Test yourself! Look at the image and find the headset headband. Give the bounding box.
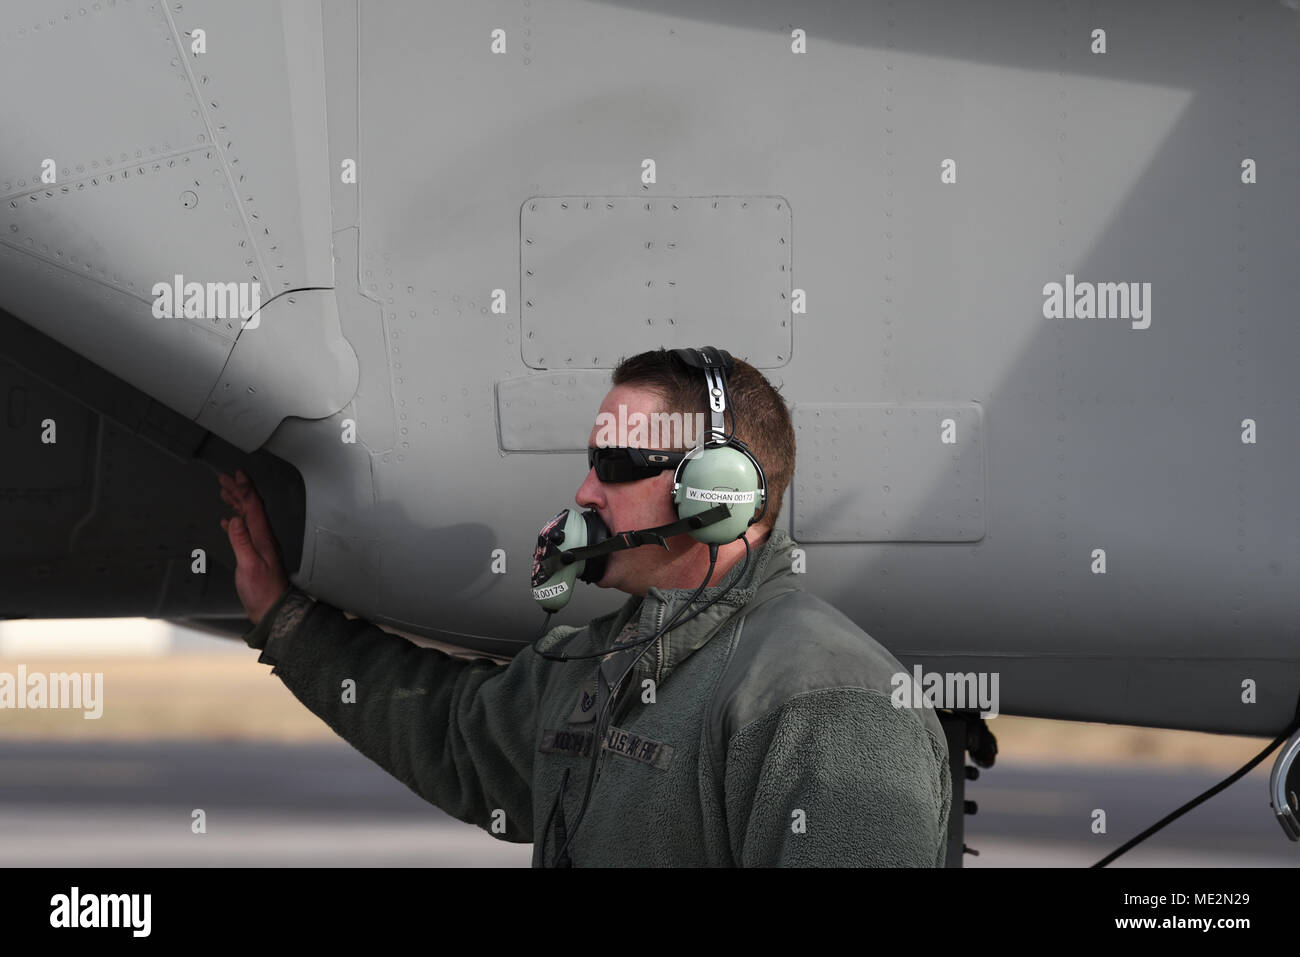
[670,346,734,446]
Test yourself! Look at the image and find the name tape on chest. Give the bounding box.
[539,726,674,770]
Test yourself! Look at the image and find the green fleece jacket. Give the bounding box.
[242,527,952,866]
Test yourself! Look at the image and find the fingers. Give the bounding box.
[235,472,280,558]
[218,470,282,561]
[242,497,281,560]
[218,472,242,509]
[217,470,259,515]
[218,469,253,494]
[224,515,261,569]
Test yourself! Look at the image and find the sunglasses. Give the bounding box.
[588,446,687,483]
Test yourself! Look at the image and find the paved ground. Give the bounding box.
[963,761,1295,867]
[0,740,1294,867]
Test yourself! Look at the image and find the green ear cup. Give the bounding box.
[672,445,763,544]
[531,508,588,611]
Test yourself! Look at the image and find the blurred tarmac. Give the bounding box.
[0,651,1295,867]
[0,737,1293,867]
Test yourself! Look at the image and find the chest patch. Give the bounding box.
[566,673,601,724]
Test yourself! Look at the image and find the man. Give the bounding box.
[221,348,951,866]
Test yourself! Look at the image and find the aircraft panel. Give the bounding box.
[519,195,792,368]
[792,401,985,542]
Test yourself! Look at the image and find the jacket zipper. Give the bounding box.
[597,602,661,778]
[550,766,571,867]
[596,598,669,784]
[654,599,666,685]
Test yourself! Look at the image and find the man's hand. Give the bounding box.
[219,469,290,626]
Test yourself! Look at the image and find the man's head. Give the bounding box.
[574,349,796,596]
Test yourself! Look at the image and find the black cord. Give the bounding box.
[1092,694,1300,867]
[532,609,680,662]
[537,350,760,864]
[552,540,754,866]
[551,544,718,865]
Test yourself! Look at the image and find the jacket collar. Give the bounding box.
[598,527,801,691]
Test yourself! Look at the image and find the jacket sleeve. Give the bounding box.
[242,585,557,843]
[722,687,951,867]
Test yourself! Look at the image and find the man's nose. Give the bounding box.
[576,467,603,509]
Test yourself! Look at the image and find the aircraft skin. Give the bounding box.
[1,0,1298,747]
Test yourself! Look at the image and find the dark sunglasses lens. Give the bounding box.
[589,448,675,482]
[592,449,636,482]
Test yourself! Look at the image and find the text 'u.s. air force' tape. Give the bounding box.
[539,726,675,770]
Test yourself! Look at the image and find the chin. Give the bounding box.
[593,564,616,590]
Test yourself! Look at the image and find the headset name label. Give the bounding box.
[539,725,674,770]
[685,487,755,505]
[532,581,570,601]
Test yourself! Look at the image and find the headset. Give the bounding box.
[525,346,768,866]
[529,346,768,613]
[668,346,769,543]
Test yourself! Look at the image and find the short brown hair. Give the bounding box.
[611,349,796,530]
